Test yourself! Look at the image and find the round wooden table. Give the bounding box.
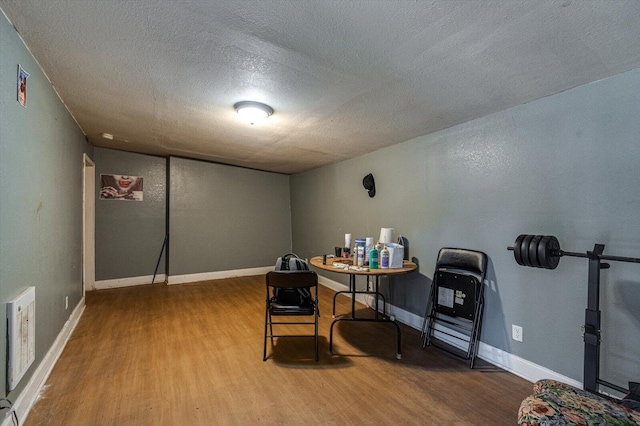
[309,256,417,359]
[309,256,417,276]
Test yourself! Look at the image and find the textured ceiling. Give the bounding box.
[2,1,640,174]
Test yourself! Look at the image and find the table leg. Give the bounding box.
[332,292,339,318]
[394,320,402,359]
[374,276,380,320]
[328,315,336,355]
[333,275,387,319]
[350,274,357,317]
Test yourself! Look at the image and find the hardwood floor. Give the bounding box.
[26,276,532,425]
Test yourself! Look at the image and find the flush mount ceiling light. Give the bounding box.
[234,101,273,125]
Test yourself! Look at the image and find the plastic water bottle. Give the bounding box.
[380,246,390,269]
[364,237,373,265]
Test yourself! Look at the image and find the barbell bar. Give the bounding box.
[507,234,640,269]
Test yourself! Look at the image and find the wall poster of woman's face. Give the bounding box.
[100,174,144,201]
[17,64,29,108]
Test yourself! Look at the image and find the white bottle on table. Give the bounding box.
[380,246,390,269]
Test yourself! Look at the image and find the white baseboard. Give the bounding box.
[94,274,166,290]
[95,266,275,288]
[317,275,349,293]
[476,344,581,388]
[167,266,273,285]
[2,298,85,426]
[317,274,581,388]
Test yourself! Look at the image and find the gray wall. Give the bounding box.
[291,68,640,387]
[0,15,92,396]
[94,148,166,281]
[3,0,638,398]
[169,157,291,275]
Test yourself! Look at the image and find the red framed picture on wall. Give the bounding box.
[100,174,144,201]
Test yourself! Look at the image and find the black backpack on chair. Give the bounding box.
[272,253,312,307]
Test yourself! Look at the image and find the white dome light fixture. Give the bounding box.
[234,101,273,125]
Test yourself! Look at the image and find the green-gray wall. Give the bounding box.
[0,15,92,396]
[3,1,639,402]
[94,148,166,281]
[168,157,291,276]
[291,68,640,387]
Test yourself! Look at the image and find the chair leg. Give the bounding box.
[269,312,274,344]
[421,286,434,340]
[469,300,484,368]
[315,304,319,361]
[420,303,429,339]
[422,288,436,348]
[263,305,269,361]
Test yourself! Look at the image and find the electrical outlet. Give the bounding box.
[512,324,523,342]
[65,296,69,310]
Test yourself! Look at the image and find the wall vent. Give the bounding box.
[7,286,36,391]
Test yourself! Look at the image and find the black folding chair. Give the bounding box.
[264,271,319,361]
[421,248,488,368]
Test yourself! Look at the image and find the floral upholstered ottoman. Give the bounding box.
[518,379,640,425]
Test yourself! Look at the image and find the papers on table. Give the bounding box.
[333,263,369,272]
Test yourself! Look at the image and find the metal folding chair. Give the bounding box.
[264,270,319,361]
[421,248,488,368]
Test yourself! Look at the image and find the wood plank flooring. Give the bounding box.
[26,276,532,425]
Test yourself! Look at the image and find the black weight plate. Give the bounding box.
[545,236,561,269]
[514,234,526,266]
[528,235,542,268]
[537,236,550,269]
[520,235,534,267]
